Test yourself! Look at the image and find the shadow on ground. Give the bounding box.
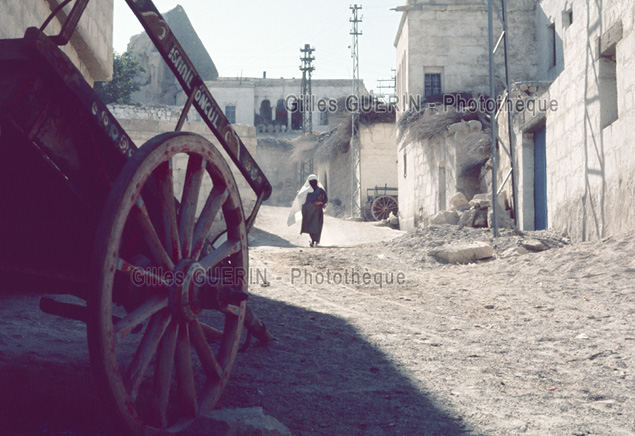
[0,290,476,436]
[249,227,298,248]
[223,294,475,436]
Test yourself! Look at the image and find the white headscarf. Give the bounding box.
[287,174,325,226]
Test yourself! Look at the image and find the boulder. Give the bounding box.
[449,192,469,209]
[430,210,459,225]
[487,203,514,230]
[162,407,293,436]
[520,239,547,252]
[458,209,477,227]
[466,120,482,131]
[429,241,495,264]
[469,193,490,209]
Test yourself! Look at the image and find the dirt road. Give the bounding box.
[0,205,633,436]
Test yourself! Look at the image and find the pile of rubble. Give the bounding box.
[430,192,515,230]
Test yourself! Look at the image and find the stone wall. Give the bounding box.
[311,123,398,218]
[109,105,258,218]
[255,136,299,207]
[497,0,635,241]
[360,123,399,197]
[0,0,114,85]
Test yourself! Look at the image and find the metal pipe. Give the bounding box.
[487,0,499,236]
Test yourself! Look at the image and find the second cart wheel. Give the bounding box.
[89,132,248,435]
[371,195,398,221]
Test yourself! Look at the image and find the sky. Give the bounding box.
[113,0,404,94]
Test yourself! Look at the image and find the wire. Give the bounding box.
[39,0,75,33]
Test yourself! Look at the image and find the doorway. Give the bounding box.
[533,125,548,230]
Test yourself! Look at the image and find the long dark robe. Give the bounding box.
[301,187,327,243]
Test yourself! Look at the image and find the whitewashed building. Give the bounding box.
[395,0,635,241]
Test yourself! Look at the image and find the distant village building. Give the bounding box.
[293,103,398,218]
[0,0,114,85]
[121,5,376,207]
[395,0,635,241]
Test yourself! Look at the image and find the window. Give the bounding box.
[424,73,441,98]
[548,23,557,68]
[599,21,622,128]
[562,8,573,28]
[599,56,618,128]
[225,105,236,124]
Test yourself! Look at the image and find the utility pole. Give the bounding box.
[350,4,362,218]
[487,0,518,237]
[299,43,315,181]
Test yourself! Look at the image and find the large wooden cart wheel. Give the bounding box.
[370,195,398,221]
[89,132,249,435]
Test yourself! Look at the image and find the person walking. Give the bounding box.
[287,174,327,247]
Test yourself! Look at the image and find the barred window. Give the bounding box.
[424,73,441,97]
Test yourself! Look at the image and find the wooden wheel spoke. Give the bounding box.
[125,310,172,401]
[199,321,224,342]
[154,321,178,428]
[132,197,175,271]
[116,257,170,289]
[198,239,242,271]
[175,322,198,416]
[190,321,223,381]
[155,160,181,262]
[114,295,169,341]
[179,155,206,258]
[191,185,229,260]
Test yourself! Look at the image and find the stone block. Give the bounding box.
[458,209,476,227]
[430,210,459,225]
[429,241,495,263]
[449,192,469,209]
[520,239,547,252]
[162,407,293,436]
[469,193,490,209]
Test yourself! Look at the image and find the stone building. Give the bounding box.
[293,107,398,218]
[395,0,635,241]
[0,0,114,85]
[393,0,537,119]
[121,4,371,208]
[496,0,635,241]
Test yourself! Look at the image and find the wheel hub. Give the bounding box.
[169,259,205,321]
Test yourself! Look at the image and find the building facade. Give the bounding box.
[498,0,635,241]
[396,0,635,241]
[393,0,538,118]
[0,0,114,86]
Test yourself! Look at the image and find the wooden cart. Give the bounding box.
[0,1,272,434]
[363,185,399,221]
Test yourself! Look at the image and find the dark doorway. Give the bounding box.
[260,100,272,123]
[275,99,288,128]
[534,125,548,230]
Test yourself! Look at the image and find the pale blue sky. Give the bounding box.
[113,0,403,93]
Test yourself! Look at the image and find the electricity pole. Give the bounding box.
[350,4,362,218]
[299,43,315,181]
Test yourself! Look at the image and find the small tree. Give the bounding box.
[95,51,144,104]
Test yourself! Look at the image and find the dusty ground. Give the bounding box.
[0,205,633,435]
